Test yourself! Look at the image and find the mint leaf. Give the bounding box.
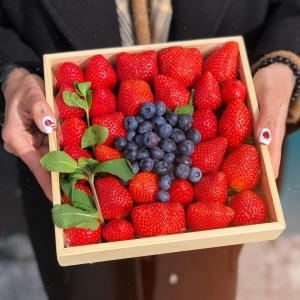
[81,125,108,148]
[78,157,100,173]
[40,151,78,173]
[174,104,194,116]
[71,189,97,213]
[74,81,91,98]
[52,204,99,230]
[93,158,135,181]
[63,91,88,110]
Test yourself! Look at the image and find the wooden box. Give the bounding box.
[43,36,285,266]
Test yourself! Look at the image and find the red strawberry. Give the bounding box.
[64,223,102,247]
[192,109,217,141]
[55,83,85,120]
[158,46,203,88]
[229,190,267,226]
[63,144,92,161]
[84,54,117,90]
[128,172,160,204]
[94,144,122,162]
[193,71,222,111]
[221,79,247,105]
[218,99,252,151]
[153,75,190,110]
[190,136,228,174]
[92,111,126,146]
[194,171,228,204]
[89,87,117,119]
[62,183,93,206]
[116,50,158,84]
[102,219,134,242]
[55,62,84,90]
[131,202,186,237]
[187,202,234,231]
[202,41,239,83]
[117,80,154,116]
[95,176,133,220]
[221,144,260,190]
[169,179,194,207]
[58,117,87,149]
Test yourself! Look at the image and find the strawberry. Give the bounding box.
[190,136,228,174]
[116,50,158,84]
[62,183,92,206]
[221,79,247,105]
[193,71,222,111]
[63,144,92,161]
[89,87,117,119]
[229,190,267,226]
[58,117,87,149]
[187,202,234,231]
[102,219,134,242]
[55,62,84,90]
[84,54,117,90]
[95,176,133,220]
[64,223,102,247]
[94,144,123,162]
[202,41,239,83]
[221,144,260,190]
[218,99,252,151]
[117,80,154,116]
[192,109,217,141]
[128,172,160,204]
[153,75,190,110]
[92,111,126,146]
[55,83,85,120]
[131,202,186,237]
[169,179,194,207]
[193,171,228,204]
[158,46,203,88]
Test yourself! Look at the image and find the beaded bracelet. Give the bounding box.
[253,56,300,103]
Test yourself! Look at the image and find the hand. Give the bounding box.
[1,68,56,200]
[253,63,295,178]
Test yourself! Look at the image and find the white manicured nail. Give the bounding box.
[258,128,271,145]
[42,116,56,134]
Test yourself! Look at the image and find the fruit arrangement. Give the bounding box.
[41,41,268,248]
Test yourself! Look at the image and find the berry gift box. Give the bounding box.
[43,36,285,266]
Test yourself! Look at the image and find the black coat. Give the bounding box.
[0,1,299,299]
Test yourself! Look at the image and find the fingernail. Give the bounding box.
[258,128,271,145]
[42,116,56,134]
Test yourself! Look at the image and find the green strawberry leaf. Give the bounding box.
[81,125,108,148]
[40,151,78,173]
[174,104,194,116]
[52,204,99,230]
[78,157,101,173]
[93,158,135,181]
[63,91,88,110]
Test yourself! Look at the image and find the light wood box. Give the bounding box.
[43,36,286,266]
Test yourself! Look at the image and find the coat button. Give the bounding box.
[168,273,179,285]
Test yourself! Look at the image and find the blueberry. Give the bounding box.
[126,130,136,142]
[123,116,138,131]
[119,178,130,186]
[159,175,172,190]
[142,132,158,148]
[156,190,170,202]
[151,116,166,131]
[138,120,153,134]
[160,138,176,153]
[131,161,140,174]
[177,114,193,131]
[186,128,201,145]
[178,140,195,156]
[154,101,167,116]
[136,115,145,123]
[153,161,170,176]
[158,123,173,139]
[134,134,144,148]
[165,111,178,126]
[139,102,156,119]
[140,158,154,172]
[171,128,186,143]
[136,148,150,160]
[123,143,138,162]
[175,164,191,179]
[114,136,127,151]
[188,167,202,183]
[163,152,175,164]
[175,155,192,166]
[168,164,176,180]
[149,147,165,160]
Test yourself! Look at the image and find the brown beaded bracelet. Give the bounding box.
[253,56,300,103]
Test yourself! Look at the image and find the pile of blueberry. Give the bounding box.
[114,101,202,202]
